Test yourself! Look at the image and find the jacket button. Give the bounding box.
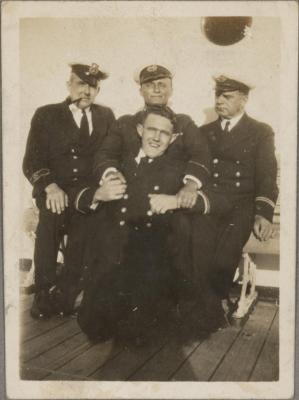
[73,155,78,160]
[147,210,153,216]
[134,226,139,231]
[73,168,78,173]
[213,172,219,178]
[235,182,241,187]
[119,220,125,226]
[121,207,127,213]
[146,222,152,228]
[123,194,129,200]
[71,149,75,153]
[72,177,78,181]
[154,186,160,191]
[236,171,241,177]
[213,158,219,164]
[213,183,218,187]
[236,160,240,165]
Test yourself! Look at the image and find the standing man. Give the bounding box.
[93,64,211,206]
[192,75,279,330]
[23,63,115,319]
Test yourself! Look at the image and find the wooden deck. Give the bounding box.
[20,295,279,381]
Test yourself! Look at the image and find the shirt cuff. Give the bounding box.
[100,167,118,185]
[183,175,202,189]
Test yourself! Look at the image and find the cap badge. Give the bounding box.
[89,63,100,76]
[147,65,158,72]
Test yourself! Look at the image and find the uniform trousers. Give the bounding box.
[34,190,88,293]
[172,200,254,318]
[78,216,176,341]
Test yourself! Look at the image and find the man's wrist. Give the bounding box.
[45,182,58,193]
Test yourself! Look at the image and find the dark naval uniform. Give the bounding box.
[93,111,211,187]
[76,143,232,341]
[23,99,115,304]
[191,113,278,321]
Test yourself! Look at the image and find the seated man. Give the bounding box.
[23,63,115,318]
[190,75,279,331]
[74,106,233,343]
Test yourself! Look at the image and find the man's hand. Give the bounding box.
[149,194,178,214]
[45,183,68,214]
[177,180,198,209]
[93,175,127,202]
[102,170,126,185]
[253,215,275,241]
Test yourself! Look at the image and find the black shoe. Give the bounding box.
[30,290,53,319]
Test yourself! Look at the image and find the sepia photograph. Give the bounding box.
[1,1,297,399]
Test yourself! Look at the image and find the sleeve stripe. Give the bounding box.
[255,196,276,209]
[30,168,50,184]
[188,161,211,175]
[75,187,90,214]
[197,190,210,214]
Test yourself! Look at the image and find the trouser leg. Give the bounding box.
[34,197,66,291]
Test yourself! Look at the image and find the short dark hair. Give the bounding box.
[140,105,177,130]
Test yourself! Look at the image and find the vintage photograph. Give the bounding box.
[1,1,297,399]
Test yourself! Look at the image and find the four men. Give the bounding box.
[23,63,278,337]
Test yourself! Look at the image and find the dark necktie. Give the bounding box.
[79,109,89,145]
[139,156,149,168]
[223,120,230,133]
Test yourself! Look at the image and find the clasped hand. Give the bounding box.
[176,180,198,208]
[93,172,127,202]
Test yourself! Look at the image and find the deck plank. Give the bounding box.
[22,332,92,379]
[89,321,174,381]
[21,316,68,343]
[211,302,277,381]
[171,325,242,381]
[46,338,122,380]
[250,311,279,381]
[21,318,80,362]
[128,305,219,381]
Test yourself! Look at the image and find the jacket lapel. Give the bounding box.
[61,100,80,141]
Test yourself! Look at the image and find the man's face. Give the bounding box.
[140,78,173,106]
[67,73,100,109]
[215,90,247,119]
[137,113,176,158]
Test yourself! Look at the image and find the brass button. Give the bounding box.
[213,183,218,187]
[236,182,241,187]
[73,155,78,160]
[123,194,129,200]
[71,148,75,153]
[72,177,78,181]
[73,168,78,173]
[236,160,240,165]
[146,222,152,228]
[134,226,139,231]
[147,210,153,216]
[213,158,219,164]
[236,171,241,177]
[119,220,125,226]
[213,172,219,178]
[121,207,127,213]
[154,186,160,191]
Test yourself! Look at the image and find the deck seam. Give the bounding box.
[247,307,278,381]
[22,319,69,343]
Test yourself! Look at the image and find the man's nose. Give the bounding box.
[153,131,161,141]
[83,84,91,95]
[153,84,160,93]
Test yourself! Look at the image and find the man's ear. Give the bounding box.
[136,123,143,138]
[170,133,179,144]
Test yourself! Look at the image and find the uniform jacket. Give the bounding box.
[199,113,279,222]
[93,111,211,187]
[23,99,115,198]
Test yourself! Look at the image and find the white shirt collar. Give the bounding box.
[69,104,93,133]
[135,148,153,164]
[221,112,244,131]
